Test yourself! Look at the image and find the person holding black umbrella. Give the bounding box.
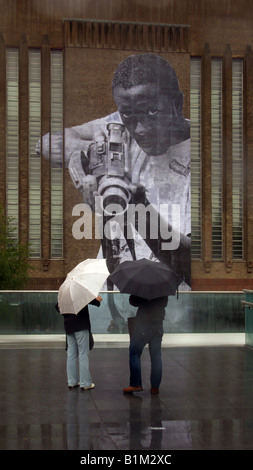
[108,258,180,394]
[123,295,168,395]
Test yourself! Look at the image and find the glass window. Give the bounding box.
[211,58,223,260]
[190,57,202,259]
[50,50,63,259]
[232,59,244,260]
[29,49,41,258]
[6,48,19,241]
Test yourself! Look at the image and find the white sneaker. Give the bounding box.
[80,383,95,391]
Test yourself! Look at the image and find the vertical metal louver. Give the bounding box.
[29,49,41,258]
[232,59,244,260]
[50,50,63,259]
[6,48,19,241]
[211,58,223,260]
[190,57,202,259]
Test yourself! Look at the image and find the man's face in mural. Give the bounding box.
[113,83,183,156]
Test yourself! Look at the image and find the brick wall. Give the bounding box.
[1,1,253,291]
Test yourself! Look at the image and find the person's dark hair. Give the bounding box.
[112,53,180,96]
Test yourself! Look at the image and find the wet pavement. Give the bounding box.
[1,342,253,453]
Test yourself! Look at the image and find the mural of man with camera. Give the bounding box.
[36,53,191,290]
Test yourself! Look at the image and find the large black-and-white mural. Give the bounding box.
[37,53,191,292]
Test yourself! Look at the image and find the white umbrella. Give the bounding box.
[58,258,109,314]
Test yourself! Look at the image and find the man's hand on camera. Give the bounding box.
[68,150,98,210]
[81,175,98,211]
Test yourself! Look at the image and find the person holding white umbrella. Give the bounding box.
[57,259,109,390]
[60,295,102,390]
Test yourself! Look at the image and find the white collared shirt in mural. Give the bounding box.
[130,137,191,238]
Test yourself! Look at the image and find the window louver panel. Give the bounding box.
[232,59,244,260]
[6,49,19,240]
[211,58,223,260]
[50,51,63,259]
[190,57,202,259]
[29,50,41,258]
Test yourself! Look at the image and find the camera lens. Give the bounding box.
[98,176,131,216]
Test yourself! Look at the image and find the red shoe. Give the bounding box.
[123,386,143,393]
[150,387,159,394]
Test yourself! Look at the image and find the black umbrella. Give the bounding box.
[108,258,181,300]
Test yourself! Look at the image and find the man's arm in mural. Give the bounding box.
[35,126,88,168]
[35,114,122,209]
[35,113,120,168]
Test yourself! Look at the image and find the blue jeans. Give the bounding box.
[129,322,163,388]
[66,330,92,387]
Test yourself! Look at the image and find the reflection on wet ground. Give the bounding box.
[1,345,253,450]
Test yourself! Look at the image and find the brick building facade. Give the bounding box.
[0,0,253,291]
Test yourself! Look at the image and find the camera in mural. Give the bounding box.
[68,122,131,215]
